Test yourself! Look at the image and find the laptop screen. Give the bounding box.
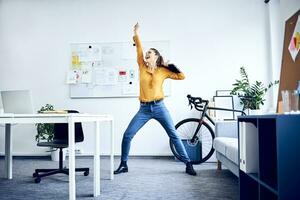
[0,90,34,114]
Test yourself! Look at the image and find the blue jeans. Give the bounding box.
[121,100,191,164]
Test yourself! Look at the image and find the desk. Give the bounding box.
[0,113,114,200]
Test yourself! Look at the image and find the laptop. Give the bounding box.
[1,90,34,114]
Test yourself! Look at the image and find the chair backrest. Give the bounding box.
[53,110,84,143]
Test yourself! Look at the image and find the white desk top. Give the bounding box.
[0,113,112,118]
[0,113,113,123]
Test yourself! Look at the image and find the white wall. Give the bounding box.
[268,0,282,98]
[0,0,271,156]
[281,0,300,20]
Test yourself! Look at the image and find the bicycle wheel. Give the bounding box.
[169,118,215,164]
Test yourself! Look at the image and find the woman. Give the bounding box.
[114,23,196,176]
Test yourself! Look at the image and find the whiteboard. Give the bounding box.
[68,41,171,98]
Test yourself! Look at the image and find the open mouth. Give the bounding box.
[145,56,150,59]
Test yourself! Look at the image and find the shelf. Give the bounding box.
[239,115,300,200]
[258,118,278,190]
[239,171,259,200]
[246,173,259,182]
[258,179,278,196]
[243,172,278,195]
[260,184,278,200]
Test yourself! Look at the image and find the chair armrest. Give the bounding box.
[215,120,238,138]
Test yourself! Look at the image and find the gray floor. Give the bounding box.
[0,157,238,200]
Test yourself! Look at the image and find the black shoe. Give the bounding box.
[186,162,197,176]
[114,161,128,175]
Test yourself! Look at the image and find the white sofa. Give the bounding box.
[213,121,239,177]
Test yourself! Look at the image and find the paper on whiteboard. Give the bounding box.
[122,42,136,59]
[102,46,114,55]
[80,61,100,68]
[94,68,118,85]
[67,70,79,84]
[78,46,102,62]
[81,69,92,83]
[123,83,138,95]
[289,15,300,61]
[71,52,81,70]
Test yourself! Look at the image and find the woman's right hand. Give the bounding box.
[134,23,139,35]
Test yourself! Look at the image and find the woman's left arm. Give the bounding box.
[166,64,185,80]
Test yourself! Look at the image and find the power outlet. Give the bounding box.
[75,148,82,154]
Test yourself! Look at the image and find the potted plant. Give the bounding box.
[35,104,55,142]
[35,104,64,161]
[230,67,279,114]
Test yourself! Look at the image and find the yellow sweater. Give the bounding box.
[133,35,185,102]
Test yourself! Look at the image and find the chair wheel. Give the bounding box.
[32,172,38,177]
[34,177,41,183]
[84,171,89,176]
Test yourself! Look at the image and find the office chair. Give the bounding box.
[33,110,89,183]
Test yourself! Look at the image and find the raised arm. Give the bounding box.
[132,23,144,67]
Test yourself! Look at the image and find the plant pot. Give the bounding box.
[51,149,66,162]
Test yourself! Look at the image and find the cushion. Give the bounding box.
[225,139,238,164]
[214,137,238,164]
[215,121,238,138]
[213,137,232,155]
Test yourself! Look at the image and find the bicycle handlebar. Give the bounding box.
[187,94,208,111]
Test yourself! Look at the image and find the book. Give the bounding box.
[239,122,259,173]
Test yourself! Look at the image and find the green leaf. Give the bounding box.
[230,67,278,110]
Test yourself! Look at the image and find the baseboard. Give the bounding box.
[0,155,176,160]
[0,155,218,164]
[0,151,175,157]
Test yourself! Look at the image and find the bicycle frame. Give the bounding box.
[187,95,246,142]
[205,106,247,125]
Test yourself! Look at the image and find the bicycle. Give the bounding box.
[169,94,246,164]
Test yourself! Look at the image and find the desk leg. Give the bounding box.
[68,118,76,200]
[5,124,12,179]
[110,119,114,180]
[94,121,100,197]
